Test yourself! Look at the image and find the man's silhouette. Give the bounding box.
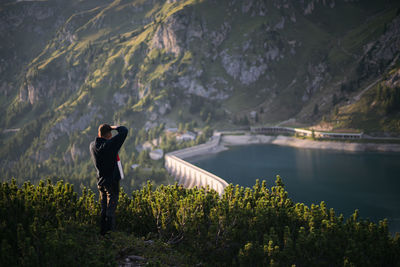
[90,124,128,235]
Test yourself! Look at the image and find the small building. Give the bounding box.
[149,149,164,160]
[317,132,363,139]
[165,128,178,133]
[176,131,197,142]
[186,131,196,138]
[251,126,295,135]
[152,137,162,147]
[142,141,153,151]
[294,128,312,137]
[131,164,140,169]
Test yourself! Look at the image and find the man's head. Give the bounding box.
[98,123,112,139]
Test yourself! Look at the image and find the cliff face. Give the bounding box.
[1,0,400,179]
[357,14,400,80]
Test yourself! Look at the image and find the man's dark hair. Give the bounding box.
[98,124,112,138]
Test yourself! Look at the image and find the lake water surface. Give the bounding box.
[188,144,400,233]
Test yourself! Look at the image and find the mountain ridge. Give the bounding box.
[1,0,400,186]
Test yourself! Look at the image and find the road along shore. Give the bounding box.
[221,135,400,153]
[174,134,400,161]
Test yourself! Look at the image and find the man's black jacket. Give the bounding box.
[90,126,128,186]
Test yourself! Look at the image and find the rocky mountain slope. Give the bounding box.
[1,0,400,185]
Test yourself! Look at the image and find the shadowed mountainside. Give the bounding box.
[1,0,400,185]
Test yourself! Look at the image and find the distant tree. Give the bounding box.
[200,110,206,122]
[200,106,212,122]
[195,134,206,144]
[149,128,156,140]
[178,123,184,132]
[376,85,383,100]
[313,104,319,115]
[332,93,338,106]
[189,95,204,114]
[184,122,190,132]
[385,88,400,114]
[138,150,149,166]
[333,106,339,116]
[232,115,237,125]
[191,120,197,129]
[205,112,212,124]
[203,126,213,138]
[242,116,249,126]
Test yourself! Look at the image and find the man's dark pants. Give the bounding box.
[98,180,119,234]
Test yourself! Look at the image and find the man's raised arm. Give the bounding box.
[108,125,128,152]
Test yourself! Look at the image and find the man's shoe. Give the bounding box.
[100,215,107,235]
[106,216,113,232]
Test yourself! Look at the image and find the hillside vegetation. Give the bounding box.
[1,178,399,266]
[1,0,400,188]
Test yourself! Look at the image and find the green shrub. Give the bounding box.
[1,178,399,266]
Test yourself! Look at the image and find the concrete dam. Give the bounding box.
[164,133,229,195]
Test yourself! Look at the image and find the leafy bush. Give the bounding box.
[1,178,399,266]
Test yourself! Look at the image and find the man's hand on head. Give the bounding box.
[111,126,118,130]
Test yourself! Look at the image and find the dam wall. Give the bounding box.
[164,154,229,195]
[164,133,229,194]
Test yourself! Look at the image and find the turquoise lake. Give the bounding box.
[188,144,400,233]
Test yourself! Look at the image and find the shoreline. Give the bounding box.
[178,133,400,160]
[220,135,400,153]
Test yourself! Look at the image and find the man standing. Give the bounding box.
[90,124,128,235]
